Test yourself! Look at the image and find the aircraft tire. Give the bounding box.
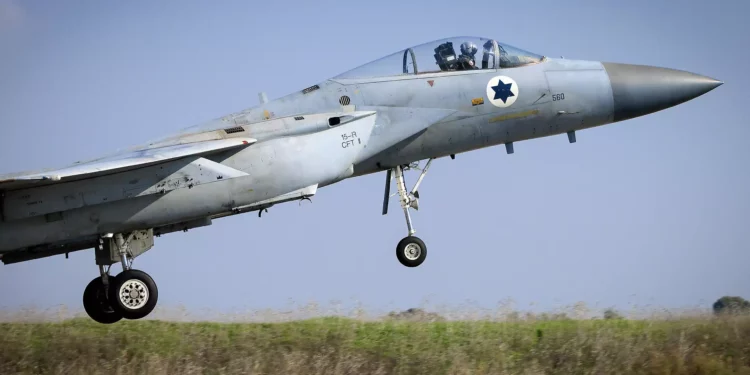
[396,236,427,267]
[83,276,123,324]
[108,269,158,320]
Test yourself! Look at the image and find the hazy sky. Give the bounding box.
[0,0,748,317]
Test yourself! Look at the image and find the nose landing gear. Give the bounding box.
[383,158,434,267]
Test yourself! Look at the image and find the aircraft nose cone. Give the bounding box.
[602,62,722,122]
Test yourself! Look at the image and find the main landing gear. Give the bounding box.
[383,158,434,268]
[82,231,158,324]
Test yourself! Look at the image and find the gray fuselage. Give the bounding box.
[0,52,721,259]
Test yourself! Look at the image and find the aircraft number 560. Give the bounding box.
[552,93,565,101]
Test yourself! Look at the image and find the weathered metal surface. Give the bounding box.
[153,217,212,236]
[231,184,318,214]
[0,112,377,253]
[544,66,614,132]
[0,138,255,191]
[96,229,154,266]
[2,236,97,264]
[2,157,248,221]
[0,35,723,261]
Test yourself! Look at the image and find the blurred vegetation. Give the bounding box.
[714,296,750,316]
[603,307,625,320]
[1,311,749,375]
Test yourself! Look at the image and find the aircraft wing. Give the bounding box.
[0,138,256,191]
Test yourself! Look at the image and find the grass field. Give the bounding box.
[1,313,749,375]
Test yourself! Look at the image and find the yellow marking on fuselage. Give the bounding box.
[488,109,539,123]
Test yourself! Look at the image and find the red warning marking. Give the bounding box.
[427,80,434,87]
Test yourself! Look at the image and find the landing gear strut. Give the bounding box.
[384,158,434,267]
[82,231,159,323]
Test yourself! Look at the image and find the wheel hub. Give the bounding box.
[119,279,149,310]
[404,243,422,260]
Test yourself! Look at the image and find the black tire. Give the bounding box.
[396,236,427,267]
[108,269,158,320]
[83,276,123,324]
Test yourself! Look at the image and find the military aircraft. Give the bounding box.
[0,36,722,323]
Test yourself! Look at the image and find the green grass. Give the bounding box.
[1,316,749,374]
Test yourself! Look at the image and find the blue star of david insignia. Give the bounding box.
[491,79,515,103]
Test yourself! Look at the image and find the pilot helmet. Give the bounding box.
[460,41,478,56]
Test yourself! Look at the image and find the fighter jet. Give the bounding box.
[0,36,722,323]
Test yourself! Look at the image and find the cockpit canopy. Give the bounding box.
[335,36,544,80]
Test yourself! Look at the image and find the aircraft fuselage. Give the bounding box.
[0,57,721,258]
[0,35,723,324]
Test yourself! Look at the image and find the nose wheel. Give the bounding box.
[383,159,434,268]
[396,236,427,267]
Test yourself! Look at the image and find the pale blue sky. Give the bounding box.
[0,0,748,317]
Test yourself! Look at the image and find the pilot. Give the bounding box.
[457,41,478,70]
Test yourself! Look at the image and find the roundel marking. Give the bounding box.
[486,75,519,108]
